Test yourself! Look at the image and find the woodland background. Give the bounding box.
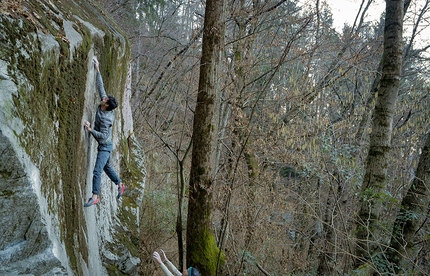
[95,0,429,275]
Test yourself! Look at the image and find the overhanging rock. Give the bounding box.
[0,1,145,275]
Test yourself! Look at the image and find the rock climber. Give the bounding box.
[83,57,126,207]
[153,250,201,276]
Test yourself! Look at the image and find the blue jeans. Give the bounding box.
[92,143,121,195]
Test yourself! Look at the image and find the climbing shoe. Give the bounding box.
[117,183,126,199]
[84,197,99,207]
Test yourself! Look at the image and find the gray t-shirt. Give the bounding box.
[90,72,114,146]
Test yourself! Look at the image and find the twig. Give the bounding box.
[256,263,270,276]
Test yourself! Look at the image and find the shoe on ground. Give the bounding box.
[117,183,126,199]
[84,197,99,207]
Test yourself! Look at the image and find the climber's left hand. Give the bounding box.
[84,121,91,132]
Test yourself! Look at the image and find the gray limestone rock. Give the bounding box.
[0,1,145,275]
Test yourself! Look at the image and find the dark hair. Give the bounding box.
[188,267,201,276]
[106,95,118,111]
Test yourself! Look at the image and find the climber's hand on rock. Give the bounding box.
[93,57,99,72]
[84,121,91,132]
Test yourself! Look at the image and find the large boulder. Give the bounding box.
[0,0,145,275]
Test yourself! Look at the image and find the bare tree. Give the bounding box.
[186,0,225,275]
[354,0,405,272]
[387,132,430,274]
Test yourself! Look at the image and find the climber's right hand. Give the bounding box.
[93,57,99,72]
[160,249,168,262]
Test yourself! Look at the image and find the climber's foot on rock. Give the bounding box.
[84,197,99,207]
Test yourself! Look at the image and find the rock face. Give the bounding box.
[0,1,145,275]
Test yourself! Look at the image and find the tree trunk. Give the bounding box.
[387,132,430,273]
[354,0,411,146]
[176,158,186,271]
[230,4,260,272]
[186,0,225,275]
[354,0,404,270]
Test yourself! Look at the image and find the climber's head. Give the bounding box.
[101,95,118,111]
[106,95,118,111]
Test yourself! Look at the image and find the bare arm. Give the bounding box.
[153,251,175,276]
[161,250,182,276]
